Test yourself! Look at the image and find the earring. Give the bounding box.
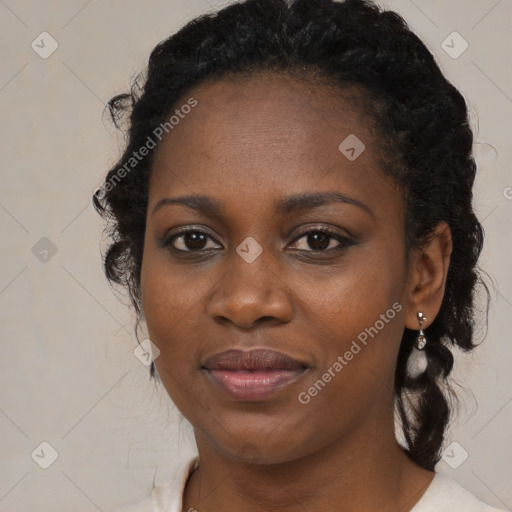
[415,312,427,350]
[407,312,428,377]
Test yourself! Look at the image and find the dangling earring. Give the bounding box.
[407,312,428,377]
[415,312,427,350]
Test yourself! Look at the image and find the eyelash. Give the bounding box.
[162,226,355,255]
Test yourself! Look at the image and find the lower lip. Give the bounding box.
[205,368,305,400]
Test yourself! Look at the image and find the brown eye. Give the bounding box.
[166,230,222,252]
[290,229,353,252]
[305,231,331,251]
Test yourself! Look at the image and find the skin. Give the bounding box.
[140,73,453,512]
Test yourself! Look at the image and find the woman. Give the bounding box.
[94,0,504,510]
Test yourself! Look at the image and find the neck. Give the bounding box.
[183,420,434,512]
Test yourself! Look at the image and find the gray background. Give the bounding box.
[0,0,511,510]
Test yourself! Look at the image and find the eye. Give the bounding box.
[163,226,354,254]
[289,228,353,252]
[164,229,222,252]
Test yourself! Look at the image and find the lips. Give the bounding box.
[202,349,307,401]
[204,348,305,371]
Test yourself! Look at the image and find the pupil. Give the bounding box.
[308,232,330,250]
[185,232,207,250]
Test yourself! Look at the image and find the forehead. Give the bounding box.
[149,72,400,221]
[158,72,373,153]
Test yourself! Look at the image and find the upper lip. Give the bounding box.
[202,349,306,371]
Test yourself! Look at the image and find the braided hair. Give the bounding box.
[94,0,487,471]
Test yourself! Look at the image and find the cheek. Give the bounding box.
[139,240,222,390]
[297,248,406,343]
[140,242,190,358]
[293,245,407,397]
[140,259,205,415]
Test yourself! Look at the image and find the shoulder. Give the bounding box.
[412,473,506,512]
[115,455,199,512]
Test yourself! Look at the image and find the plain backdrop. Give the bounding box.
[0,0,511,511]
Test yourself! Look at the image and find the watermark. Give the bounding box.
[31,441,59,469]
[442,441,469,469]
[503,187,512,200]
[133,338,161,366]
[338,134,366,161]
[95,97,198,201]
[441,31,469,59]
[236,236,263,263]
[31,32,59,59]
[298,301,402,405]
[32,236,58,263]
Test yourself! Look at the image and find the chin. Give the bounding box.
[195,415,324,466]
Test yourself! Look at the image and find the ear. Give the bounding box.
[404,221,453,330]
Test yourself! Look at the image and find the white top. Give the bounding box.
[116,456,506,512]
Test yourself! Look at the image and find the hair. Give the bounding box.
[93,0,487,471]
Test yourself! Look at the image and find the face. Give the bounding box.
[140,73,412,464]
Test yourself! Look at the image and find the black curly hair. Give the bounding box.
[94,0,487,472]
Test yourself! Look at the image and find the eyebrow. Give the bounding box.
[152,191,373,217]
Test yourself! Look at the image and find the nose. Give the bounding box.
[207,249,294,330]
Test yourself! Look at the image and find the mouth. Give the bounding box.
[202,348,308,401]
